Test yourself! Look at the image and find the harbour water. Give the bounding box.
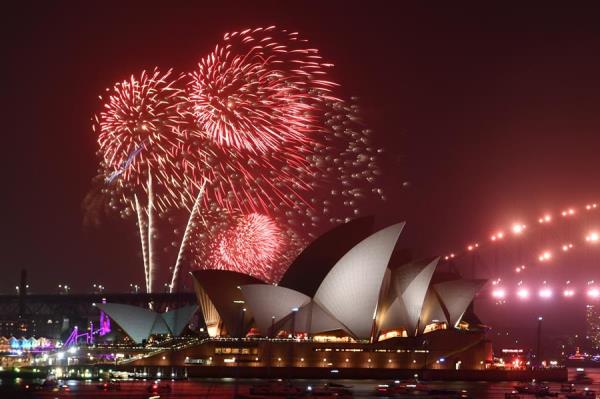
[0,368,596,398]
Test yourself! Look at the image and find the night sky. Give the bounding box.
[3,1,600,306]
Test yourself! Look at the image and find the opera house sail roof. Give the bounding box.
[312,222,405,339]
[378,257,439,336]
[190,270,263,338]
[186,220,487,343]
[96,303,197,343]
[278,216,376,297]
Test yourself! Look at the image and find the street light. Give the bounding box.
[129,283,140,294]
[586,231,599,243]
[291,307,299,339]
[512,223,526,235]
[233,300,246,399]
[92,283,105,294]
[538,287,553,299]
[538,251,552,262]
[588,287,600,298]
[517,288,530,299]
[58,284,70,295]
[536,316,543,369]
[270,316,276,338]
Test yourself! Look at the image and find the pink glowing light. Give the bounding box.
[588,288,600,299]
[586,232,599,243]
[512,223,526,235]
[492,288,506,299]
[538,251,552,262]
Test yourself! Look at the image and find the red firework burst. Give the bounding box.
[208,213,284,281]
[94,68,187,211]
[188,26,338,154]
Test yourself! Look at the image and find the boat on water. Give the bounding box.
[146,381,172,394]
[246,381,354,398]
[562,384,578,392]
[374,379,427,396]
[570,369,594,385]
[96,381,122,391]
[565,348,600,368]
[513,382,551,395]
[375,380,470,398]
[23,379,70,393]
[307,382,353,397]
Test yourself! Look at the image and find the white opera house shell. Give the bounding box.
[191,220,487,343]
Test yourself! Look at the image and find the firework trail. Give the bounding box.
[147,172,156,292]
[134,194,150,292]
[169,181,206,293]
[93,68,192,292]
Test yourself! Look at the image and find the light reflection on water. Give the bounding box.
[0,368,598,398]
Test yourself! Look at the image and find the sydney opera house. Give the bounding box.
[103,218,492,373]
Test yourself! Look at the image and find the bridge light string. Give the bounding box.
[442,202,600,268]
[483,278,600,303]
[485,276,598,303]
[517,287,529,299]
[480,233,600,302]
[586,231,600,243]
[437,201,600,303]
[484,281,600,303]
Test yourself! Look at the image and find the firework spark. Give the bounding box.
[200,213,284,282]
[188,26,337,154]
[94,68,188,213]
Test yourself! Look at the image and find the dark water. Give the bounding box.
[0,368,597,398]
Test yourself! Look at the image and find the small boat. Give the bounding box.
[41,379,59,389]
[505,392,520,399]
[571,372,595,385]
[96,381,121,391]
[562,384,577,393]
[513,383,550,395]
[374,379,426,396]
[307,382,353,397]
[147,381,172,394]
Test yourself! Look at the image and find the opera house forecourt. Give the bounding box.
[102,218,493,378]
